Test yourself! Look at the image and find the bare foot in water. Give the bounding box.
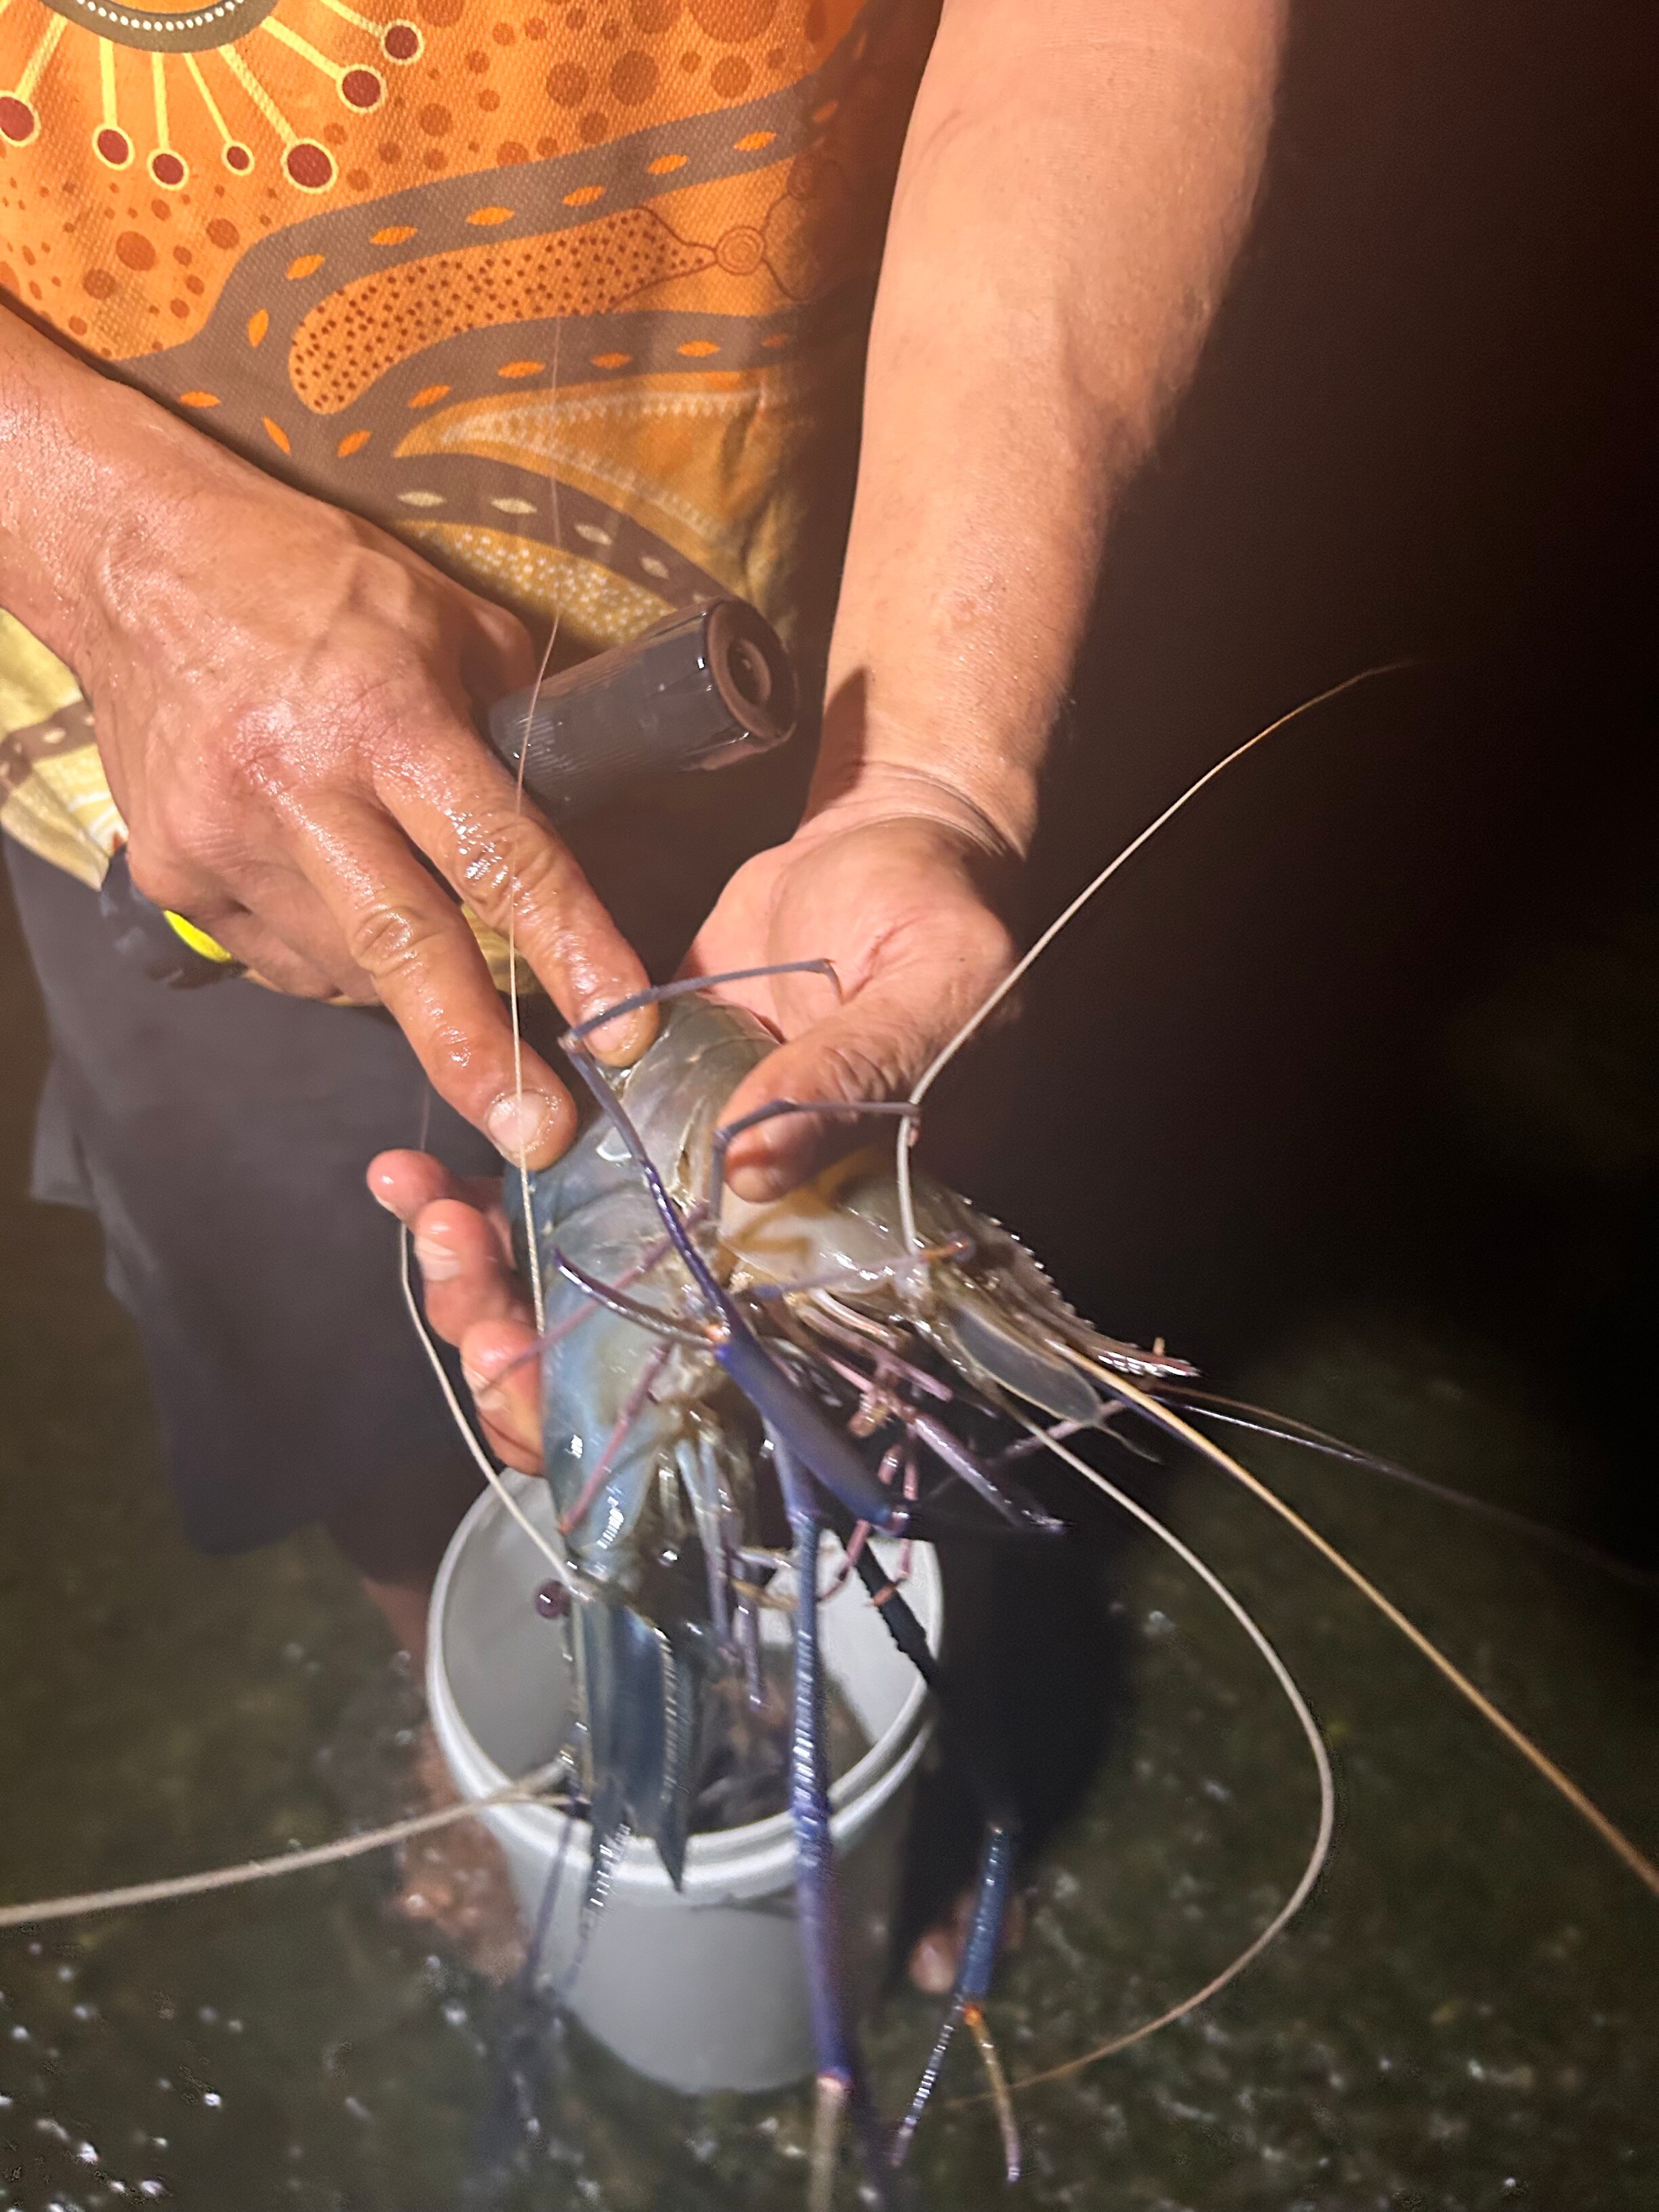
[907,1887,1027,1995]
[391,1726,528,1985]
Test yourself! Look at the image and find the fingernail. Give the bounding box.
[487,1090,554,1164]
[462,1347,510,1392]
[413,1232,462,1283]
[584,1003,655,1066]
[462,1362,504,1412]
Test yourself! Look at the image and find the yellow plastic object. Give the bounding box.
[164,909,237,964]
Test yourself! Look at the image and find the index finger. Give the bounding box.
[373,722,656,1065]
[295,796,580,1168]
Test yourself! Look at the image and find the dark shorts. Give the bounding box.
[4,836,501,1574]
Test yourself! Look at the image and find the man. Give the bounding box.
[1,0,1283,1976]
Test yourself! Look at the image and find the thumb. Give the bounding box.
[715,986,941,1202]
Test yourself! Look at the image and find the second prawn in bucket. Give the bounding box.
[428,1471,944,2095]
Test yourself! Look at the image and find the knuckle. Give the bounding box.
[124,840,207,916]
[816,1034,905,1107]
[452,813,570,924]
[966,909,1018,984]
[265,966,340,1003]
[344,897,449,983]
[211,695,333,806]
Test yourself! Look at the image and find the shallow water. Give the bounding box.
[1,1329,1652,2211]
[2,852,1656,2211]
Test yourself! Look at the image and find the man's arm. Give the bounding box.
[373,0,1287,1528]
[689,0,1286,1194]
[0,306,652,1164]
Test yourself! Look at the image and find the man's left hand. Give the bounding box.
[676,787,1017,1198]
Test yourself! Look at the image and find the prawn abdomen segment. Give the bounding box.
[580,1601,705,1894]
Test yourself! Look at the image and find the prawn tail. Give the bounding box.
[578,1602,703,1896]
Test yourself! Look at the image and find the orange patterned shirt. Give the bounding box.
[0,0,932,898]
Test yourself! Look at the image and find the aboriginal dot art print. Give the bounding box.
[0,0,930,893]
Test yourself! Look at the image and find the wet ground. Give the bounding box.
[1,694,1656,2211]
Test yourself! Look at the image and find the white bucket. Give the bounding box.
[427,1474,943,2094]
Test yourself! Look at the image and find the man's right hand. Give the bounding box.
[0,307,653,1167]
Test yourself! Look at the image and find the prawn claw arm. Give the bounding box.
[549,1250,715,1350]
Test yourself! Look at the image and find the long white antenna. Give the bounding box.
[895,661,1418,1249]
[399,1227,572,1584]
[972,1416,1335,2100]
[505,309,567,1339]
[1096,1368,1659,1898]
[0,1759,570,1931]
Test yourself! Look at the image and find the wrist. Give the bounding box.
[0,344,162,671]
[806,678,1042,864]
[799,756,1029,872]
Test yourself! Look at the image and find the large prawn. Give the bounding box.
[485,665,1658,2211]
[510,978,1134,2192]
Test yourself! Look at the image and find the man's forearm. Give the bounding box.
[0,308,157,672]
[817,0,1286,856]
[0,306,315,686]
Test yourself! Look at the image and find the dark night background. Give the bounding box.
[1,2,1653,2207]
[961,0,1656,1570]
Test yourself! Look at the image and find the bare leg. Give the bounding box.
[325,1462,525,1981]
[359,1572,434,1670]
[324,1446,479,1658]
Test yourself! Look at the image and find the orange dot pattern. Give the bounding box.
[0,0,865,350]
[287,203,713,414]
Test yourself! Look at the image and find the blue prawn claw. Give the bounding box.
[508,996,777,1888]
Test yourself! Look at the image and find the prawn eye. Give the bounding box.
[535,1578,571,1620]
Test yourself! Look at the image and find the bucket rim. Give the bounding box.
[427,1473,943,1899]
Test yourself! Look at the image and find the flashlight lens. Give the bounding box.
[724,634,773,710]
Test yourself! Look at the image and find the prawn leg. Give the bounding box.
[563,961,841,1045]
[891,1821,1021,2181]
[773,1437,888,2211]
[836,1532,1023,2182]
